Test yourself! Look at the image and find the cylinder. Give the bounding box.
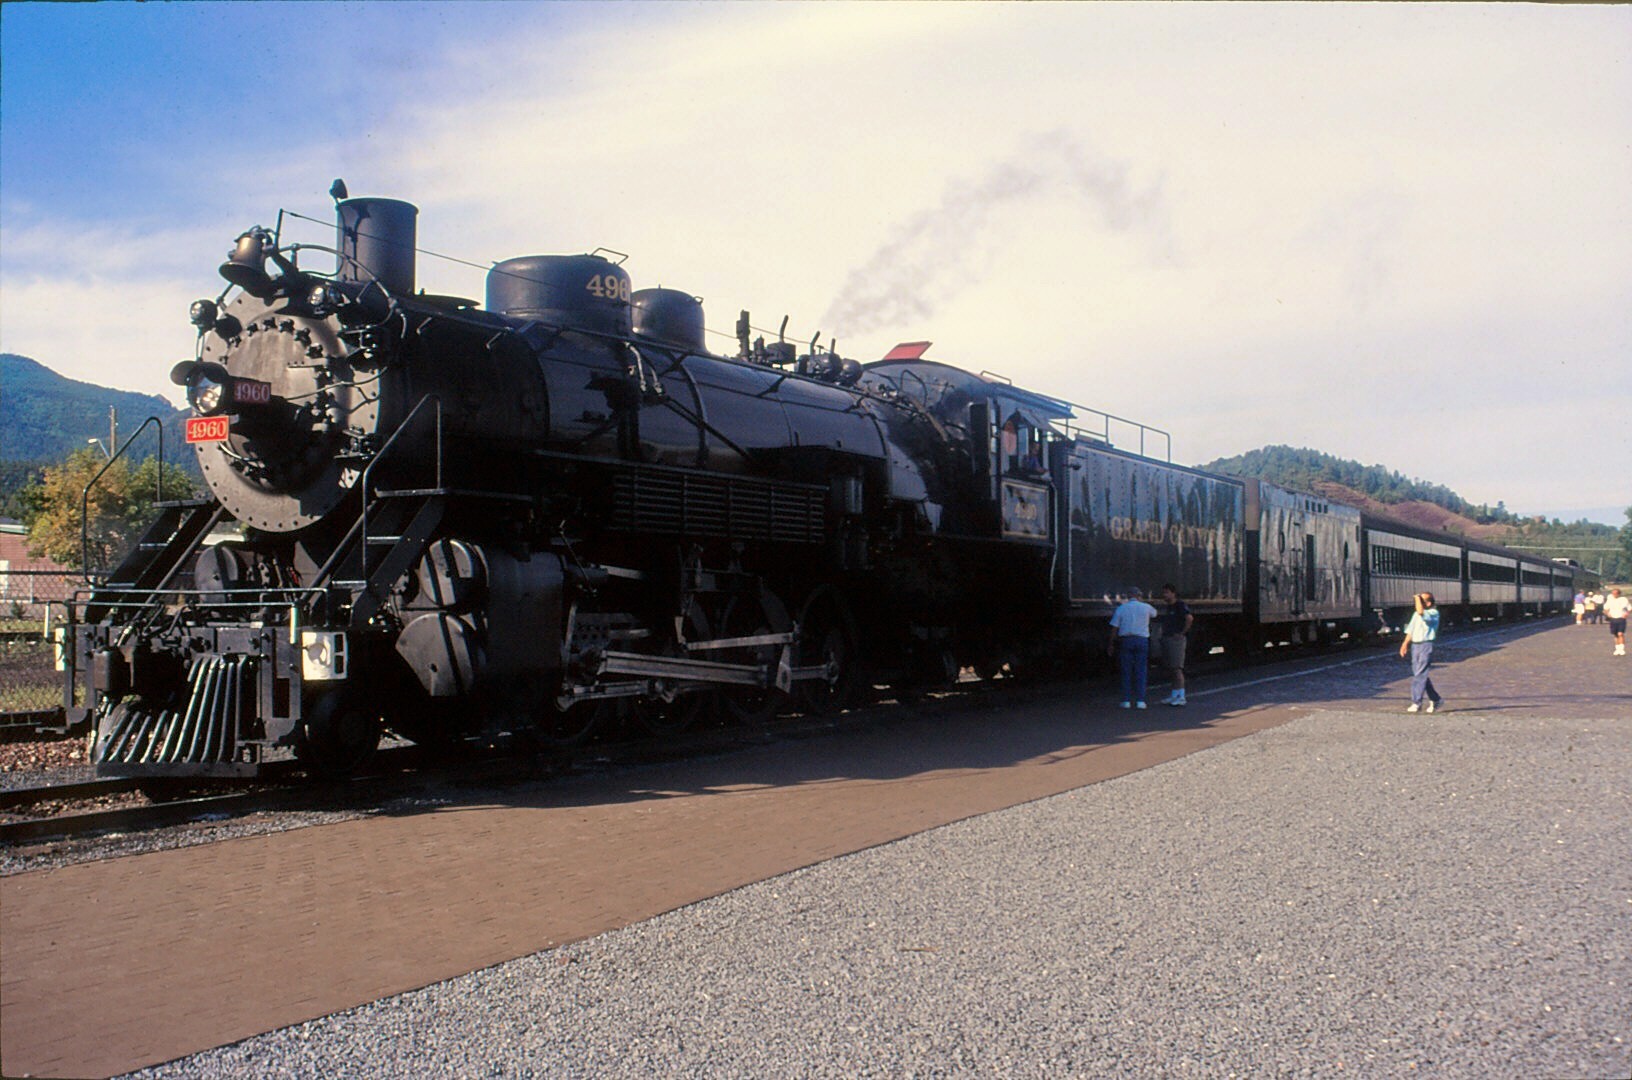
[487,254,632,337]
[632,288,707,353]
[337,197,418,296]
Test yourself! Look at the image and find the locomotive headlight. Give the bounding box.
[173,360,233,416]
[189,298,219,328]
[307,280,344,317]
[190,373,227,415]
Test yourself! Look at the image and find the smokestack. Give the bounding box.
[336,197,419,296]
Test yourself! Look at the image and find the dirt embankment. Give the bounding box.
[1307,481,1526,541]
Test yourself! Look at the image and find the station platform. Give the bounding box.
[2,619,1625,1078]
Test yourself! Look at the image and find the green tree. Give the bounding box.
[1621,506,1632,578]
[0,460,47,521]
[22,448,202,570]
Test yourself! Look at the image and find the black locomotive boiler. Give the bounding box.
[64,187,1580,778]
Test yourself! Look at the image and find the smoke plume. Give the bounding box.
[822,133,1167,336]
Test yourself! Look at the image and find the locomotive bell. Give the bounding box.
[219,228,277,299]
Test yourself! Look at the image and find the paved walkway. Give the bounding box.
[2,619,1622,1078]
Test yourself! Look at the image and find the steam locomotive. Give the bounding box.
[63,187,1581,778]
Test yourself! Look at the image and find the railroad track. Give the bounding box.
[0,749,422,846]
[0,776,142,809]
[2,788,287,845]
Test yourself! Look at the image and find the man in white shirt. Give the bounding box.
[1603,587,1629,656]
[1107,587,1159,709]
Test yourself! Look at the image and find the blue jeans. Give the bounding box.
[1410,642,1441,705]
[1117,636,1150,703]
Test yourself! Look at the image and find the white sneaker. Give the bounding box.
[1425,701,1436,714]
[1120,701,1131,709]
[1136,701,1147,710]
[1407,703,1420,713]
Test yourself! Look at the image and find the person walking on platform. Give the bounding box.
[1108,587,1159,709]
[1604,587,1629,656]
[1573,590,1586,625]
[1399,591,1444,713]
[1158,583,1193,706]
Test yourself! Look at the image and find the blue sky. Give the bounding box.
[2,2,1628,523]
[2,2,597,225]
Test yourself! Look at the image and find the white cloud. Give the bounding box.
[0,272,191,404]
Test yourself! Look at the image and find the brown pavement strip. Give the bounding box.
[1,621,1620,1079]
[1,701,1298,1080]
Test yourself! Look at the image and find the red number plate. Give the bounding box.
[185,415,231,443]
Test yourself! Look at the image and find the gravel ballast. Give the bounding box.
[125,705,1629,1079]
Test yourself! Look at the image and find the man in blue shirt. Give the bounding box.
[1398,591,1444,713]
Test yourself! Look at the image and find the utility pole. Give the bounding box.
[109,406,118,457]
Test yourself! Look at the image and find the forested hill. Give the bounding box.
[1,353,186,464]
[1202,444,1629,579]
[1200,445,1507,522]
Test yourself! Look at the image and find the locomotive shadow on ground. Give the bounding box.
[367,618,1581,822]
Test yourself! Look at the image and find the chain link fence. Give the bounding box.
[1,570,81,732]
